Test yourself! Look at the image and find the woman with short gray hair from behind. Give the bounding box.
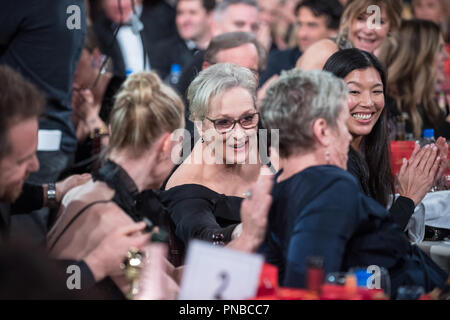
[161,63,273,266]
[258,69,447,297]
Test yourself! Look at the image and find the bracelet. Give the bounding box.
[47,182,58,209]
[89,127,109,140]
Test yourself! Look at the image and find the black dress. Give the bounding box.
[160,184,243,265]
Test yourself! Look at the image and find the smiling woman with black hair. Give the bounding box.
[323,48,448,230]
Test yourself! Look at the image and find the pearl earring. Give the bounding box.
[325,149,330,164]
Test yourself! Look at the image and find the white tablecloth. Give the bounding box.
[405,191,450,243]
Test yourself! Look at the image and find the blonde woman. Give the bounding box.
[47,72,185,298]
[378,19,450,139]
[296,0,403,70]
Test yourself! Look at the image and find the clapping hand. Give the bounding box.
[397,143,441,205]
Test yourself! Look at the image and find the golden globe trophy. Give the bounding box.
[120,248,144,299]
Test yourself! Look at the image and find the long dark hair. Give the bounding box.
[323,48,394,207]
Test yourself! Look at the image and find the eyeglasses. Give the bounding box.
[205,112,259,134]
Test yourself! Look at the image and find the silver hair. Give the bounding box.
[260,69,348,157]
[213,0,258,22]
[187,63,257,121]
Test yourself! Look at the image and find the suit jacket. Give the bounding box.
[93,0,177,77]
[151,35,198,82]
[0,0,86,153]
[0,184,43,243]
[259,47,302,87]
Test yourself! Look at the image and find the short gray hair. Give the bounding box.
[260,69,348,157]
[187,63,257,121]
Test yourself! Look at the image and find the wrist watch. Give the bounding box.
[47,182,58,208]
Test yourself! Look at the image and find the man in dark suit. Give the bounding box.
[0,0,87,241]
[94,0,178,77]
[259,0,342,86]
[152,0,215,83]
[175,0,261,101]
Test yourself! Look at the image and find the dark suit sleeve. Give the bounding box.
[10,183,44,214]
[151,41,171,80]
[389,196,415,230]
[0,0,26,51]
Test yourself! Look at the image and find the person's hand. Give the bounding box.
[397,143,441,205]
[435,136,449,181]
[84,222,151,282]
[55,174,91,203]
[73,88,101,122]
[228,167,274,252]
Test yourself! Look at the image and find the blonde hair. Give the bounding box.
[378,19,442,138]
[337,0,403,48]
[108,72,185,157]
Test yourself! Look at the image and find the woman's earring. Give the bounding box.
[325,149,330,165]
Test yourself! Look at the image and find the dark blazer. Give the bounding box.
[93,0,177,77]
[259,47,302,87]
[151,35,198,82]
[0,0,86,153]
[0,202,10,244]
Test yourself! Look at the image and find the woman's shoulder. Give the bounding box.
[276,166,361,205]
[295,165,358,187]
[160,183,224,206]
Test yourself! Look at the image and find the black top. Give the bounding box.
[258,165,447,295]
[93,160,166,229]
[160,184,242,246]
[0,0,87,153]
[259,47,302,87]
[347,148,415,230]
